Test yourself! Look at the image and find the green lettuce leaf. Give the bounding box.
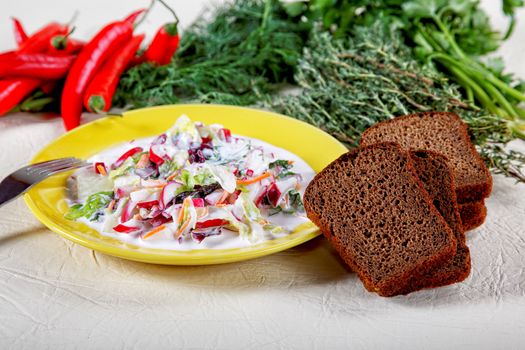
[65,191,114,221]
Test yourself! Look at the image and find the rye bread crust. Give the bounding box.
[395,150,471,294]
[360,112,493,204]
[304,143,457,297]
[459,200,487,231]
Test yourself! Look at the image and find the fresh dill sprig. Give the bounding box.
[114,0,308,108]
[268,22,525,183]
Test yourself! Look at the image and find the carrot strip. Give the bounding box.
[142,180,167,188]
[216,190,230,205]
[107,199,116,211]
[175,219,190,238]
[175,197,193,238]
[136,153,149,168]
[96,164,107,176]
[177,203,185,225]
[236,171,271,185]
[143,225,166,239]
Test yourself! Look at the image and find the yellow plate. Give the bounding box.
[24,104,347,265]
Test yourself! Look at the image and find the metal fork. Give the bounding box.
[0,158,89,208]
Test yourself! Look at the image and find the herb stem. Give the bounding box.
[432,16,467,60]
[444,62,500,116]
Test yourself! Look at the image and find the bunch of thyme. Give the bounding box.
[269,23,525,182]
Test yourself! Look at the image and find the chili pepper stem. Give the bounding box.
[52,27,76,50]
[88,95,106,114]
[67,11,79,27]
[157,0,179,23]
[134,1,155,29]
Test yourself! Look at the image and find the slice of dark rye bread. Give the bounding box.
[360,112,492,203]
[304,142,457,297]
[395,151,471,294]
[459,200,487,231]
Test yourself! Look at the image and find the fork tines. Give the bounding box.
[26,158,87,176]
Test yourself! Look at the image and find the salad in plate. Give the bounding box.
[66,115,312,247]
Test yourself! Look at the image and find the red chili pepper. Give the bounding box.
[0,53,75,80]
[60,11,142,130]
[0,78,40,116]
[0,51,15,60]
[124,8,146,24]
[144,25,179,66]
[3,22,61,113]
[18,22,68,54]
[83,34,144,113]
[11,17,29,47]
[143,0,180,66]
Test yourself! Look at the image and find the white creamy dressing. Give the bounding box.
[73,135,316,251]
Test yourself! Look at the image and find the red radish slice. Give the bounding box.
[195,219,229,229]
[149,144,167,165]
[149,215,171,227]
[121,200,136,222]
[192,198,205,207]
[113,221,141,233]
[141,179,167,188]
[115,188,126,199]
[161,203,181,218]
[274,178,299,205]
[152,133,167,145]
[137,200,159,209]
[160,182,181,209]
[204,190,223,205]
[246,169,254,177]
[266,183,281,207]
[113,147,143,168]
[142,206,162,219]
[255,185,268,207]
[130,188,159,203]
[219,128,232,142]
[115,187,134,199]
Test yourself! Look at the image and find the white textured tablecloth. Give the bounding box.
[1,1,525,349]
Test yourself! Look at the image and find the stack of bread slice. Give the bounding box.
[304,112,490,296]
[360,112,492,230]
